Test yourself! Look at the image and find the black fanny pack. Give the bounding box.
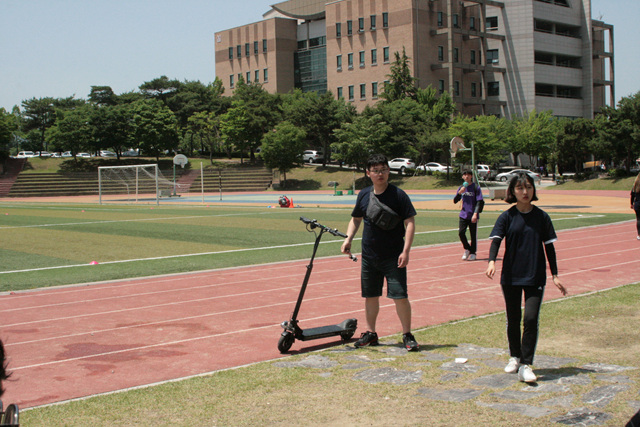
[366,191,402,230]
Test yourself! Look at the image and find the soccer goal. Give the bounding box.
[98,164,187,204]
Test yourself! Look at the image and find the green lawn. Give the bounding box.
[0,201,633,292]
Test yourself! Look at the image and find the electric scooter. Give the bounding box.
[278,217,358,353]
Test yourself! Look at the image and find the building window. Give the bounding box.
[470,16,476,30]
[337,87,343,98]
[230,75,234,88]
[470,50,476,65]
[237,45,242,57]
[454,81,460,96]
[347,20,353,35]
[486,16,498,30]
[336,22,342,37]
[438,79,445,94]
[437,12,443,27]
[372,82,378,98]
[358,17,365,33]
[245,43,250,56]
[255,70,259,82]
[486,49,499,64]
[348,53,354,69]
[454,48,459,63]
[371,49,377,65]
[382,12,389,28]
[471,82,477,97]
[359,51,365,67]
[263,68,268,82]
[228,47,233,59]
[360,84,366,99]
[383,46,390,63]
[238,73,242,82]
[253,41,258,55]
[246,71,251,83]
[488,82,500,96]
[337,55,342,70]
[438,46,444,61]
[370,15,376,30]
[263,39,267,52]
[348,85,354,101]
[453,14,459,28]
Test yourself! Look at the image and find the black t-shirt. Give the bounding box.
[489,205,557,286]
[352,184,416,261]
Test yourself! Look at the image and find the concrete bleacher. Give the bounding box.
[2,166,273,198]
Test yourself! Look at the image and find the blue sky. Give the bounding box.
[0,0,637,112]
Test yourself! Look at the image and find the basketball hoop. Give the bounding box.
[450,137,465,158]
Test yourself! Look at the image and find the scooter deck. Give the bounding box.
[298,321,357,341]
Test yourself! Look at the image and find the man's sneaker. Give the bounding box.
[504,357,520,373]
[467,254,476,261]
[518,364,537,383]
[462,250,470,260]
[402,332,419,351]
[354,331,379,348]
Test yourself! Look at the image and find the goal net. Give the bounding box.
[98,164,187,204]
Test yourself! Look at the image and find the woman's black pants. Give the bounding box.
[501,284,544,366]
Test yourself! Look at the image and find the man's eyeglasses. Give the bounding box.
[369,168,389,175]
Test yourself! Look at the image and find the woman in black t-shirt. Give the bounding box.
[630,172,640,240]
[485,174,567,383]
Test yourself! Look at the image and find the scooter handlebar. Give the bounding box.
[300,217,347,238]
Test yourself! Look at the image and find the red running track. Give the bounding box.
[1,221,639,408]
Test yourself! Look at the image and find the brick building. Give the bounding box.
[214,0,614,119]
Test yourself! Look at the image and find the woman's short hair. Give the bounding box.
[505,173,538,204]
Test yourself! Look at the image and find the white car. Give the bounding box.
[100,150,117,158]
[496,169,542,183]
[420,162,452,173]
[122,149,139,157]
[61,151,73,158]
[302,150,324,164]
[16,151,36,158]
[77,152,92,158]
[388,158,416,175]
[477,164,496,180]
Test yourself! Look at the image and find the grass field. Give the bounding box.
[0,202,632,292]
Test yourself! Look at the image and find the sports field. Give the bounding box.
[2,189,640,425]
[0,190,632,292]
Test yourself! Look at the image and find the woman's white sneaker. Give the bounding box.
[462,250,470,260]
[504,357,520,373]
[518,365,537,383]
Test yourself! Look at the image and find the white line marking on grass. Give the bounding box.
[0,214,619,275]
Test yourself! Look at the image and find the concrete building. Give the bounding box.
[214,0,614,119]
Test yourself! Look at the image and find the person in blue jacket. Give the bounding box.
[453,170,484,261]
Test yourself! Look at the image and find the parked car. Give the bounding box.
[16,151,36,158]
[388,158,416,175]
[35,151,52,157]
[496,169,542,184]
[419,162,451,173]
[61,151,73,158]
[100,150,117,158]
[476,164,496,180]
[122,149,139,157]
[77,152,92,158]
[302,150,324,164]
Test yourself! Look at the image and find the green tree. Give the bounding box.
[130,99,178,160]
[219,103,251,159]
[281,90,343,164]
[332,111,391,173]
[188,111,221,163]
[231,79,281,162]
[21,97,56,152]
[46,105,94,158]
[91,103,132,157]
[260,121,307,187]
[380,47,417,102]
[601,91,640,171]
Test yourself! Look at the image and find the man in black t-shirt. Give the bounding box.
[341,154,419,351]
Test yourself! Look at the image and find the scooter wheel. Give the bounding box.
[278,331,295,353]
[340,331,355,341]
